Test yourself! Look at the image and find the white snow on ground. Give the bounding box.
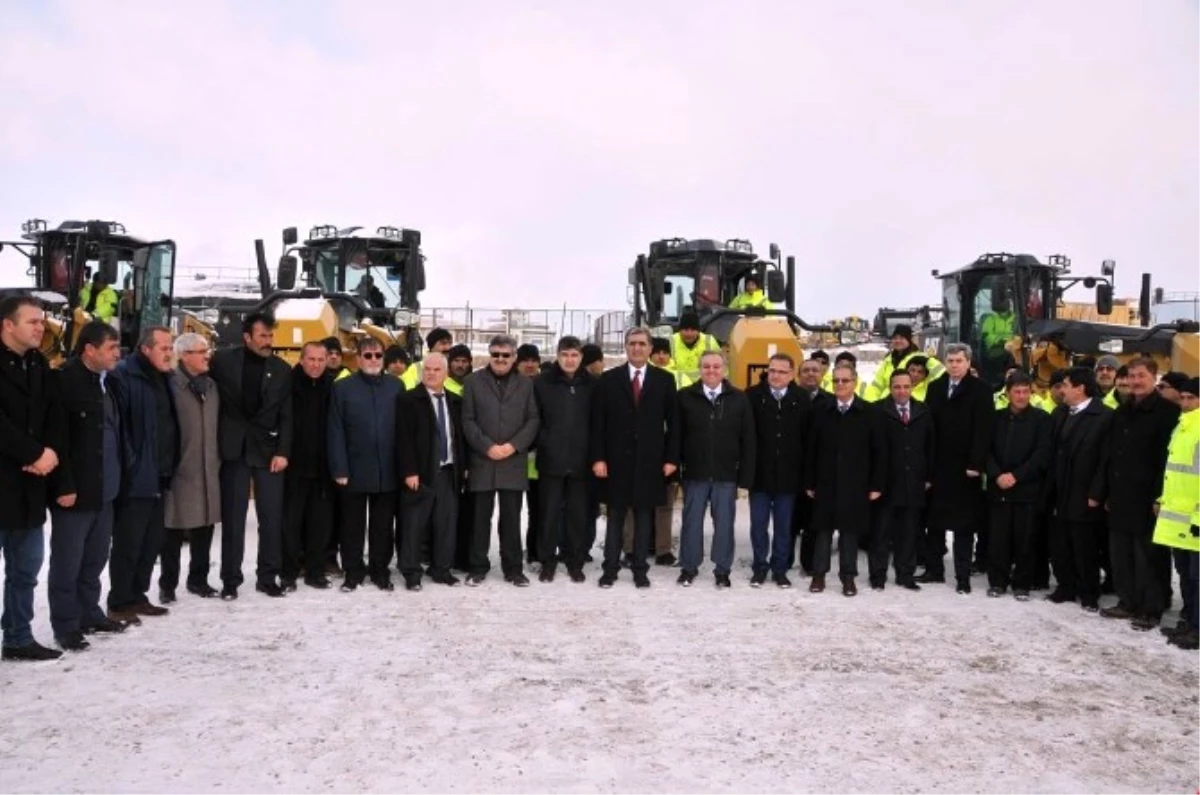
[1,505,1197,794]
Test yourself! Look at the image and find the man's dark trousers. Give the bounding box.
[870,505,921,584]
[109,497,165,610]
[220,460,285,588]
[283,473,333,582]
[470,490,524,578]
[340,491,397,583]
[49,505,113,637]
[400,468,458,581]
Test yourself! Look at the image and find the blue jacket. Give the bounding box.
[110,353,179,499]
[328,371,401,493]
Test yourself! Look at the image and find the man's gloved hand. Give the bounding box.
[1190,524,1198,538]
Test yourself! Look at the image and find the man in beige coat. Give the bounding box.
[159,333,222,601]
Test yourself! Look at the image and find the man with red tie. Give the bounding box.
[590,327,680,589]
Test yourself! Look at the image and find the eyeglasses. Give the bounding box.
[360,352,382,360]
[184,349,210,355]
[767,369,792,376]
[832,378,855,385]
[490,351,513,359]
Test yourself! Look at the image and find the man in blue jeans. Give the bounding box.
[676,352,756,588]
[745,353,809,588]
[0,295,68,661]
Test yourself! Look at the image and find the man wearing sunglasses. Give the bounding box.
[462,335,540,587]
[328,337,402,592]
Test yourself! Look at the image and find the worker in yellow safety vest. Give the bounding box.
[402,327,459,393]
[384,346,411,381]
[865,325,945,401]
[79,272,120,322]
[728,273,772,310]
[651,337,692,389]
[1152,375,1199,649]
[670,311,719,383]
[1095,355,1122,409]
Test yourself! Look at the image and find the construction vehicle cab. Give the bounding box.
[629,237,826,388]
[926,252,1132,389]
[180,224,426,368]
[0,219,176,362]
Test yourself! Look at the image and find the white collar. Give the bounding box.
[705,383,723,397]
[628,363,645,378]
[1070,398,1093,414]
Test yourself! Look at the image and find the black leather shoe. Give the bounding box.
[655,553,677,566]
[2,641,63,661]
[539,565,556,583]
[83,617,127,634]
[159,588,177,604]
[598,573,617,589]
[405,579,423,592]
[634,573,651,589]
[1046,589,1076,604]
[220,585,239,601]
[304,576,331,590]
[568,568,585,583]
[280,578,298,593]
[256,582,286,598]
[187,583,219,598]
[370,577,395,592]
[898,580,921,591]
[915,572,945,584]
[57,631,90,652]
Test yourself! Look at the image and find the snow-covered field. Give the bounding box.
[1,505,1197,794]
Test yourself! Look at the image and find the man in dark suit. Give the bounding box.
[1047,367,1114,612]
[208,311,293,600]
[871,368,935,591]
[804,363,886,596]
[985,372,1052,600]
[590,327,680,588]
[920,342,994,594]
[791,356,830,574]
[397,353,466,590]
[1102,357,1179,629]
[747,353,809,588]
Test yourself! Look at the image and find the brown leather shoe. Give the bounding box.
[809,574,825,593]
[842,579,858,597]
[130,601,170,617]
[107,608,141,626]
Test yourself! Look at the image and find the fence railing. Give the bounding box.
[419,306,630,354]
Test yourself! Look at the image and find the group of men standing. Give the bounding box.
[1,293,1196,661]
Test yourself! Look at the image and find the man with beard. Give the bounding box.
[209,312,293,599]
[919,343,993,594]
[532,337,595,582]
[329,337,402,591]
[1102,358,1180,630]
[283,342,336,590]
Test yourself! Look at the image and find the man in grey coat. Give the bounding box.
[159,333,222,602]
[462,334,540,587]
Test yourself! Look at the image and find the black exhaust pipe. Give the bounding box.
[255,239,272,298]
[785,255,796,315]
[1139,273,1151,327]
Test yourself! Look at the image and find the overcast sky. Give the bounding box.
[1,0,1196,319]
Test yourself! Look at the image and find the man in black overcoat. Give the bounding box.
[590,328,680,588]
[920,343,993,594]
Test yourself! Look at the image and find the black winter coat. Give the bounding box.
[396,384,467,492]
[877,399,935,508]
[925,373,993,529]
[532,365,594,478]
[986,406,1052,504]
[677,380,756,489]
[1106,391,1180,533]
[1050,399,1113,522]
[49,358,115,511]
[804,396,886,533]
[328,371,402,493]
[0,343,66,530]
[746,381,809,495]
[289,365,333,480]
[109,353,180,500]
[590,364,680,509]
[209,347,293,466]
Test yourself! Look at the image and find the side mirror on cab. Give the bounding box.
[277,255,298,291]
[1096,283,1114,316]
[765,270,786,304]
